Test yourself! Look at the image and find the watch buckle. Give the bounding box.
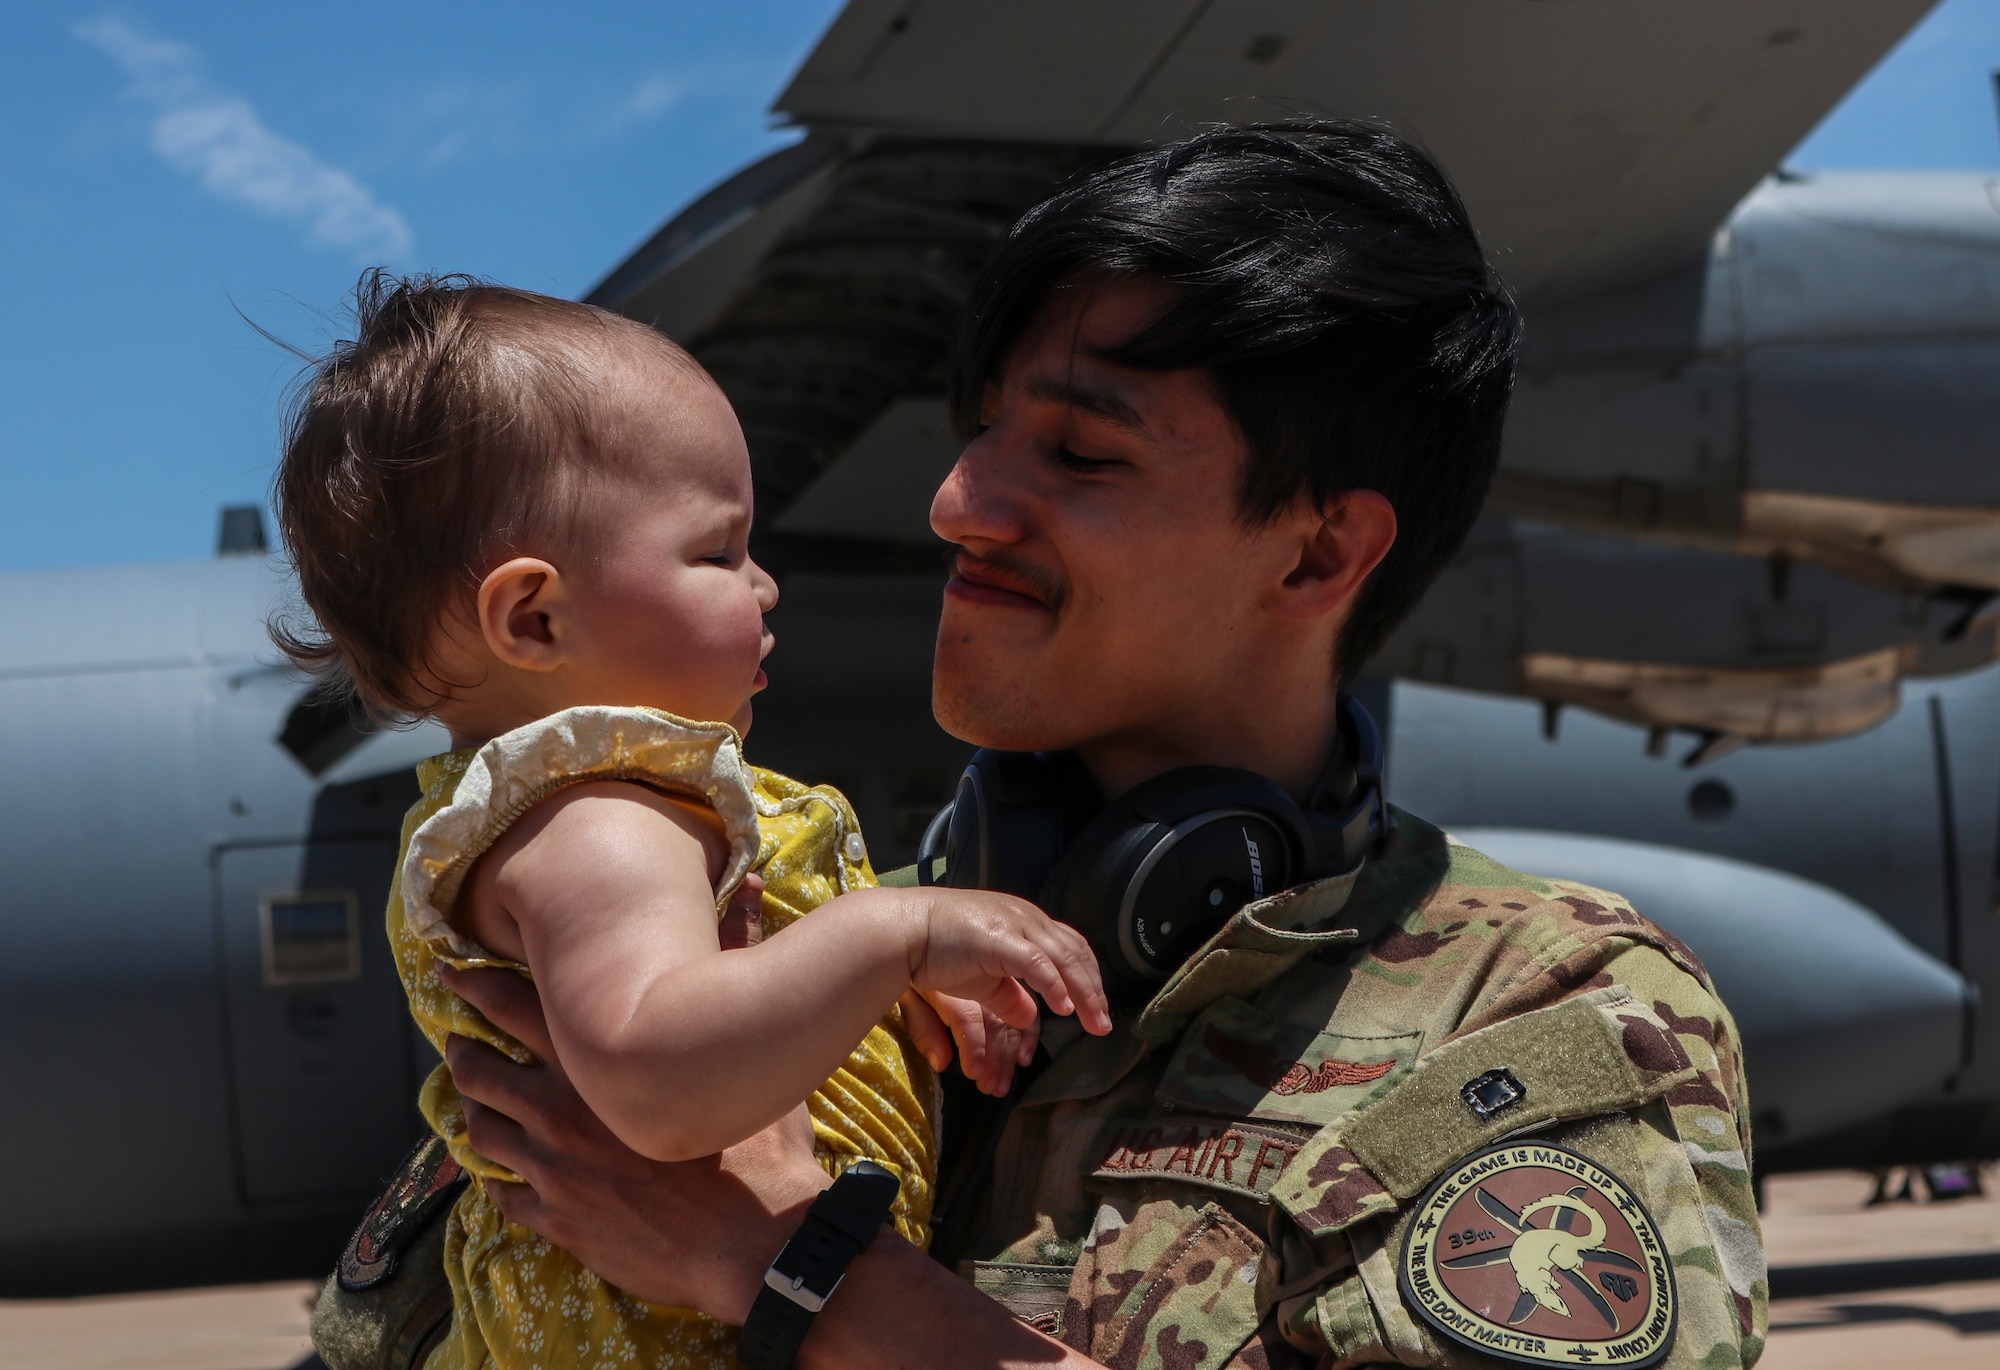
[764,1265,838,1314]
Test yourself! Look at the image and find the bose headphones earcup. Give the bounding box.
[1043,768,1312,999]
[918,694,1388,1000]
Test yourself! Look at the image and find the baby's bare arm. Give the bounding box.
[467,782,913,1161]
[468,783,1105,1163]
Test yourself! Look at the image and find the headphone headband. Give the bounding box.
[1305,692,1385,877]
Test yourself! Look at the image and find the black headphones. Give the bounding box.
[918,694,1386,999]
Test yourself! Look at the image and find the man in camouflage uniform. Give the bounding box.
[441,121,1765,1370]
[951,818,1760,1368]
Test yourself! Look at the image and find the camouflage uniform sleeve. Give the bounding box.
[1264,938,1766,1370]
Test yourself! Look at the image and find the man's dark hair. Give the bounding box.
[951,120,1521,677]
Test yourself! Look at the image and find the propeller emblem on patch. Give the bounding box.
[1398,1142,1677,1367]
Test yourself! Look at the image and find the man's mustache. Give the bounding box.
[949,548,1070,616]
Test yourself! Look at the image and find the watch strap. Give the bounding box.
[737,1160,900,1370]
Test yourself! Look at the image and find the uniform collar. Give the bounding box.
[1130,805,1451,1044]
[1018,809,1453,1112]
[1017,868,1379,1107]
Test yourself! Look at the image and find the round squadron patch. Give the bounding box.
[1398,1141,1676,1368]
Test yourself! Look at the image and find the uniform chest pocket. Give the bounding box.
[1158,995,1419,1128]
[1066,1199,1265,1370]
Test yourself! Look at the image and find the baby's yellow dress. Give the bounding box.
[387,705,938,1370]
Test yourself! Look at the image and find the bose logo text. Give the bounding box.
[1243,829,1264,898]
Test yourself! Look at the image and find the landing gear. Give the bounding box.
[1864,1161,1988,1205]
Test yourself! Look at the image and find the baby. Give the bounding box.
[273,272,1109,1370]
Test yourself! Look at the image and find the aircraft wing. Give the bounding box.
[594,0,1936,524]
[775,0,1936,303]
[591,1,1994,750]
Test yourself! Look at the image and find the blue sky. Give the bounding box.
[2,0,1996,575]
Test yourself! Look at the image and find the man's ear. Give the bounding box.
[1273,490,1398,620]
[475,557,570,672]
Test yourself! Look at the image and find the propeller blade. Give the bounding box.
[1477,1188,1526,1232]
[1442,1246,1516,1268]
[1551,1186,1590,1233]
[1507,1292,1540,1325]
[1583,1249,1644,1272]
[1560,1268,1620,1330]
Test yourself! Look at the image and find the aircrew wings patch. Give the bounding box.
[1398,1142,1676,1368]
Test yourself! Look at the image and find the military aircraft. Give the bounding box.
[4,0,1994,1295]
[593,0,2000,1172]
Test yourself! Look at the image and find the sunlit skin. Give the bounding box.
[932,275,1397,800]
[426,347,778,751]
[924,276,1393,1074]
[405,338,1108,1166]
[441,275,1403,1368]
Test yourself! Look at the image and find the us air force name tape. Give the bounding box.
[1399,1141,1676,1368]
[1091,1115,1308,1202]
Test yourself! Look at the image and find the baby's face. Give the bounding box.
[558,350,777,735]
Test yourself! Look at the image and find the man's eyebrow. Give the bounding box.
[1021,376,1150,434]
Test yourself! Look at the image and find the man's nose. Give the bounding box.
[931,432,1029,547]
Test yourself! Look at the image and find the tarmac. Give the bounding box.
[0,1170,1993,1369]
[1757,1168,2000,1368]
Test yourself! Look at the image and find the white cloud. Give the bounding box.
[392,81,533,169]
[596,63,763,137]
[75,16,412,258]
[620,72,689,124]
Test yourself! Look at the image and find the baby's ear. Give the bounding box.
[477,557,567,670]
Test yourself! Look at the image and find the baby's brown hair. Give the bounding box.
[273,270,698,716]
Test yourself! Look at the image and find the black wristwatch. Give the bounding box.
[737,1160,901,1370]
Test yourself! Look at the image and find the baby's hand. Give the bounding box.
[906,889,1111,1040]
[906,990,1040,1096]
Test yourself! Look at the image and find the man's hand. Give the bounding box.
[719,871,766,950]
[438,960,825,1321]
[439,959,1099,1369]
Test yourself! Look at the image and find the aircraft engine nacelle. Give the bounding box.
[1368,171,2000,748]
[1452,827,1973,1151]
[1498,170,2000,594]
